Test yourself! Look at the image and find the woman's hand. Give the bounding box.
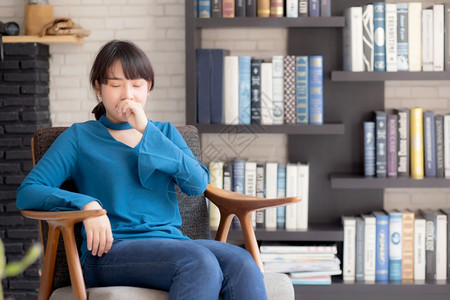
[116,100,148,133]
[82,201,114,257]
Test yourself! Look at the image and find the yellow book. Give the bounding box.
[258,0,270,17]
[410,108,424,179]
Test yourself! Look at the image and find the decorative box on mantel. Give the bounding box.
[0,42,51,299]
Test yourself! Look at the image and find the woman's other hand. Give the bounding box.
[82,201,114,257]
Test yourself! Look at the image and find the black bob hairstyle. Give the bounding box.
[90,40,155,120]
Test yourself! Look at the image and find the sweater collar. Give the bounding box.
[99,114,133,130]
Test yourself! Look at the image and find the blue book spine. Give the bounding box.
[232,160,246,229]
[196,49,211,124]
[308,56,323,125]
[373,2,386,71]
[276,164,286,229]
[374,211,389,282]
[308,0,320,17]
[364,122,376,177]
[355,217,365,281]
[211,49,229,124]
[238,56,251,125]
[388,212,402,281]
[295,56,309,124]
[397,3,409,71]
[424,112,436,177]
[198,0,211,18]
[375,111,387,177]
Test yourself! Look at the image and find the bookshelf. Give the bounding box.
[185,1,449,299]
[2,35,84,44]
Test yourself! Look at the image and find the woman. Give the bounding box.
[17,40,267,300]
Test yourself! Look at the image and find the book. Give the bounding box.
[414,212,426,280]
[408,2,422,71]
[224,56,239,124]
[245,161,257,227]
[435,211,447,280]
[233,160,245,194]
[211,0,222,18]
[270,0,284,17]
[265,162,278,230]
[198,0,211,18]
[397,3,409,71]
[261,62,274,125]
[387,210,402,281]
[223,161,233,191]
[320,0,331,17]
[285,163,298,230]
[445,115,450,178]
[308,56,323,125]
[296,163,309,230]
[342,216,356,282]
[211,49,230,124]
[362,4,374,72]
[396,108,410,177]
[257,0,270,17]
[196,49,211,124]
[387,114,398,177]
[272,55,284,125]
[364,121,376,177]
[250,59,262,124]
[362,213,376,282]
[435,115,445,177]
[246,0,256,17]
[298,0,308,17]
[385,4,397,72]
[420,209,436,280]
[434,5,445,71]
[283,55,296,124]
[410,108,424,179]
[343,7,364,72]
[260,244,338,254]
[373,211,389,282]
[286,0,298,18]
[295,56,309,124]
[276,164,286,229]
[235,0,246,17]
[255,163,265,229]
[208,161,224,230]
[440,208,450,279]
[375,111,387,178]
[424,111,436,177]
[373,2,386,72]
[289,275,332,285]
[401,210,414,281]
[309,0,319,17]
[445,4,450,70]
[422,9,434,72]
[238,56,251,124]
[223,0,235,17]
[355,216,365,282]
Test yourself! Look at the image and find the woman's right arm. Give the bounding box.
[16,126,100,211]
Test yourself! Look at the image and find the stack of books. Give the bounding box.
[260,243,341,285]
[344,2,450,72]
[363,109,450,179]
[196,50,324,125]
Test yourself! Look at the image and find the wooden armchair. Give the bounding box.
[21,126,300,300]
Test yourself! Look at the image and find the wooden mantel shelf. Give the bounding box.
[2,35,84,44]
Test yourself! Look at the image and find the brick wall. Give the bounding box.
[0,43,51,299]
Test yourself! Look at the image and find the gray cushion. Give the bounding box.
[49,272,294,300]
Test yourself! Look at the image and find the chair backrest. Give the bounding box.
[31,125,210,291]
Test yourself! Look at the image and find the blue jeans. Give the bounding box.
[82,239,267,300]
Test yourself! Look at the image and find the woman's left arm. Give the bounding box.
[138,122,209,196]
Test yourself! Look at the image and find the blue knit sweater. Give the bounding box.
[17,117,209,263]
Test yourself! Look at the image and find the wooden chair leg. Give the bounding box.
[214,210,234,242]
[38,225,60,300]
[238,212,264,272]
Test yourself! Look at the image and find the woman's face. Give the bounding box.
[97,59,151,123]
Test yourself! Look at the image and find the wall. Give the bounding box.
[1,1,450,219]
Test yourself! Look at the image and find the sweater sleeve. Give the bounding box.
[16,126,100,211]
[138,122,209,196]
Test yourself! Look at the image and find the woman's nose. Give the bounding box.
[122,83,133,99]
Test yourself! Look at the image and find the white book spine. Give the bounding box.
[444,115,450,178]
[362,215,376,282]
[433,5,444,71]
[265,162,278,229]
[414,218,426,280]
[435,213,447,280]
[422,9,434,72]
[208,161,224,230]
[245,162,257,227]
[286,0,298,18]
[272,56,284,125]
[342,216,356,282]
[261,62,274,125]
[343,7,364,72]
[408,2,422,71]
[385,4,398,72]
[285,163,298,230]
[224,56,239,124]
[296,163,309,230]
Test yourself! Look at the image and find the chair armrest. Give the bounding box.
[21,209,106,225]
[204,184,301,272]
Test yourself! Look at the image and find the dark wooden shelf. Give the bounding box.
[331,71,450,81]
[195,123,345,135]
[294,279,450,300]
[211,224,343,242]
[195,17,345,28]
[330,174,450,189]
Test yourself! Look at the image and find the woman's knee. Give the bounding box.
[179,243,223,283]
